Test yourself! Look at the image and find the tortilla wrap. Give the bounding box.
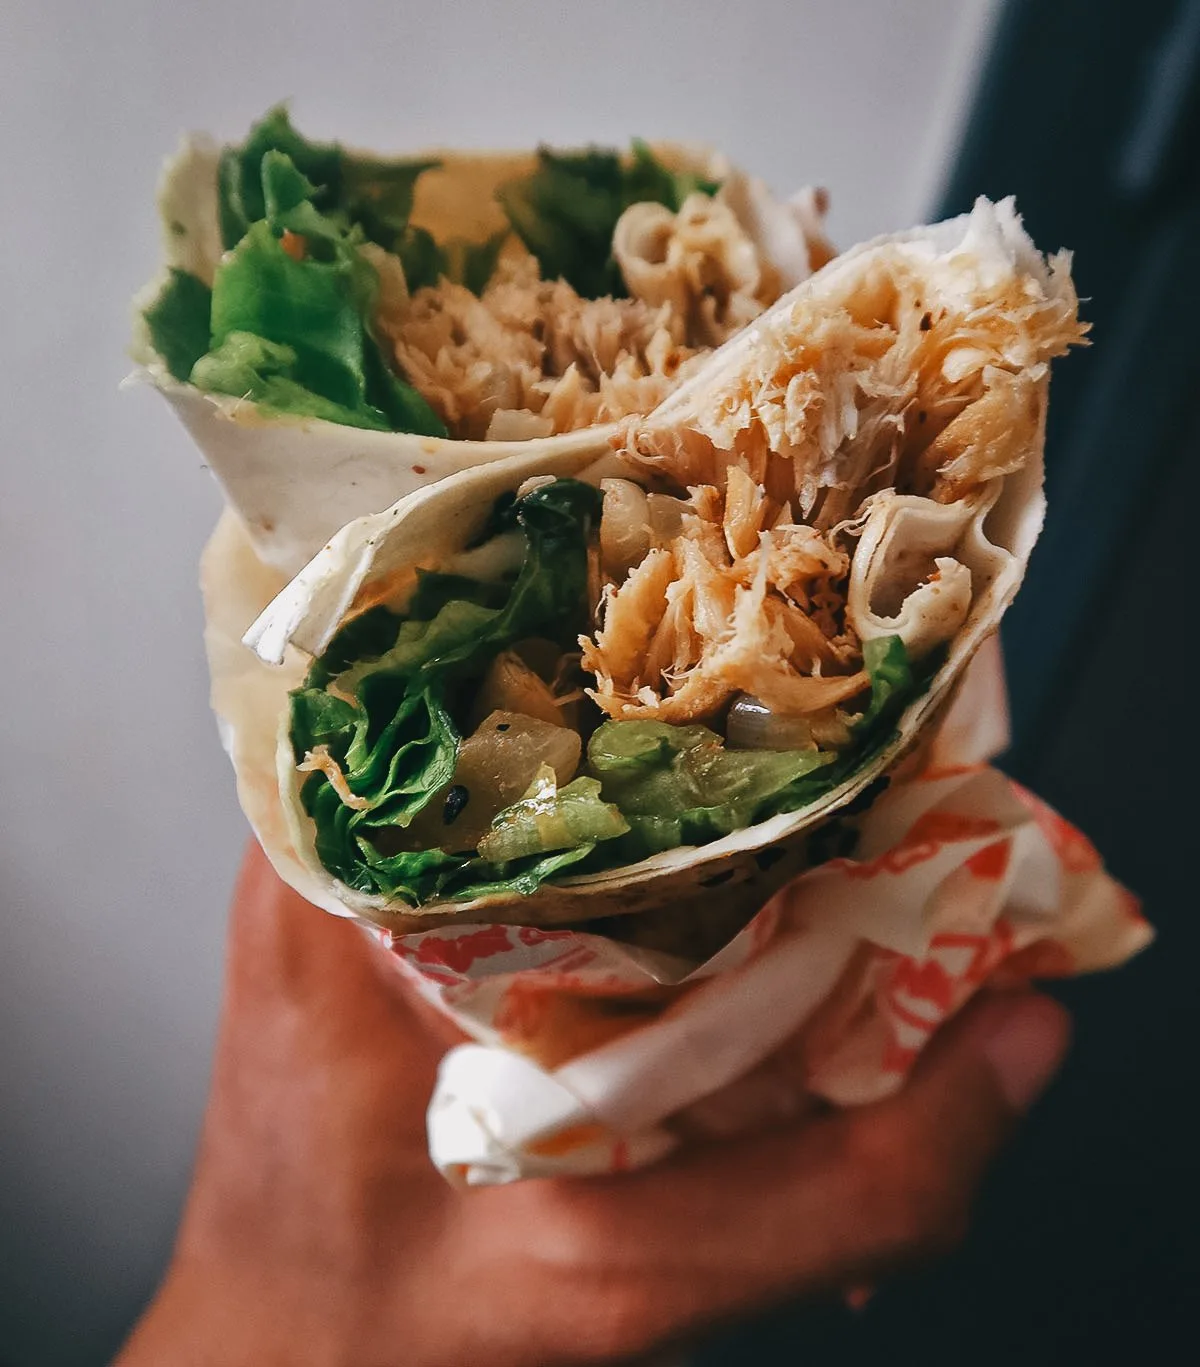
[136,129,830,575]
[213,196,1081,931]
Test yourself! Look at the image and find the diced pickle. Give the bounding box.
[468,652,563,728]
[400,710,581,854]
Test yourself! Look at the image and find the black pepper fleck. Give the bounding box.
[443,785,470,824]
[919,312,932,331]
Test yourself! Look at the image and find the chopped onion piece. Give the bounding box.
[600,478,651,580]
[725,694,819,751]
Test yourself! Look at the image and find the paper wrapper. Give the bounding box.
[362,641,1148,1185]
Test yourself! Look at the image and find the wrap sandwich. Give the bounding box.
[135,106,834,573]
[207,196,1083,937]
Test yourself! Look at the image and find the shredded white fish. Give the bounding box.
[376,182,834,438]
[584,209,1086,724]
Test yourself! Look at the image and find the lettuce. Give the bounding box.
[588,722,831,858]
[216,104,432,254]
[144,106,447,435]
[142,269,213,382]
[762,635,927,808]
[204,147,444,433]
[856,634,918,731]
[478,775,629,862]
[303,605,405,691]
[296,684,459,893]
[290,489,936,905]
[496,143,720,298]
[364,843,599,905]
[398,225,509,295]
[290,480,603,902]
[585,636,932,858]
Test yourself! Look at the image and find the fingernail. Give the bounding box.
[974,993,1071,1111]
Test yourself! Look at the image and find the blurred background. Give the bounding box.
[1,1,1195,1362]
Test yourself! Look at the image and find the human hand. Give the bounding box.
[116,842,1070,1367]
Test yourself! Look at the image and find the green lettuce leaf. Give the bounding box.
[326,478,603,699]
[757,635,935,818]
[294,682,459,894]
[478,775,629,862]
[191,333,396,430]
[150,105,448,435]
[496,143,720,298]
[370,842,599,905]
[290,479,603,902]
[588,721,831,858]
[304,605,404,690]
[394,225,445,292]
[200,160,445,434]
[351,844,465,904]
[288,689,358,758]
[444,231,510,295]
[341,158,440,254]
[584,637,932,859]
[585,720,719,775]
[396,226,509,294]
[216,104,433,253]
[626,138,721,211]
[143,268,212,382]
[217,105,343,248]
[208,216,374,408]
[405,569,514,620]
[856,634,917,732]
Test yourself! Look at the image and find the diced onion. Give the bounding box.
[725,694,818,751]
[600,478,651,579]
[646,493,685,543]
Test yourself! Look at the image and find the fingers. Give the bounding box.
[224,840,462,1053]
[226,840,373,1006]
[743,991,1066,1283]
[512,991,1069,1360]
[855,989,1073,1243]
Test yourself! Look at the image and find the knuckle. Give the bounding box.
[843,1105,906,1167]
[513,1182,614,1266]
[568,1282,664,1364]
[507,1184,685,1362]
[846,1117,972,1259]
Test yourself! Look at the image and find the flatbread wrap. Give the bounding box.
[208,196,1083,932]
[134,106,834,573]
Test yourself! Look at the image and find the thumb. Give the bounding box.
[537,990,1072,1347]
[487,992,1070,1364]
[834,989,1073,1267]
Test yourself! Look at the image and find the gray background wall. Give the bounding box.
[0,2,997,1361]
